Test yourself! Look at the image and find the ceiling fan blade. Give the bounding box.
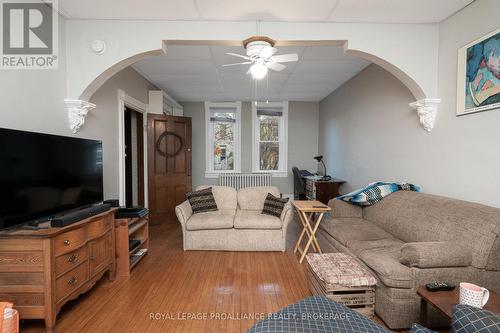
[270,53,299,63]
[226,52,250,60]
[267,62,286,72]
[259,45,277,59]
[222,61,253,67]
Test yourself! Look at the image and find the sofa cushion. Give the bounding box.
[196,185,237,210]
[186,209,235,231]
[359,247,413,289]
[347,238,404,257]
[319,217,393,247]
[328,199,363,218]
[187,187,218,214]
[400,241,472,268]
[362,191,500,269]
[234,210,282,230]
[262,193,289,217]
[237,186,279,210]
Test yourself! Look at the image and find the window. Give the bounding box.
[205,102,241,177]
[252,101,288,177]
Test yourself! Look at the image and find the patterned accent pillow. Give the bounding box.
[187,187,218,214]
[410,323,437,333]
[248,296,388,333]
[451,304,500,333]
[261,193,288,217]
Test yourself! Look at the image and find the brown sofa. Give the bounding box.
[317,191,500,329]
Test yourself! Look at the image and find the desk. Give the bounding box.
[304,177,346,204]
[292,200,331,263]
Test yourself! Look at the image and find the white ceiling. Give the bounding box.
[132,45,370,102]
[59,0,473,23]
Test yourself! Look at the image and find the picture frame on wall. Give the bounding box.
[456,27,500,116]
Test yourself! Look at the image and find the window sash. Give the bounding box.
[252,102,288,175]
[205,102,241,177]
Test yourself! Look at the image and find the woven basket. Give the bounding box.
[0,303,19,333]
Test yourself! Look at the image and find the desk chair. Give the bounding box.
[292,167,306,200]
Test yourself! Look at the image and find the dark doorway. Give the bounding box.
[124,107,145,207]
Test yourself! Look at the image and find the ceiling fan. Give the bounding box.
[223,36,299,79]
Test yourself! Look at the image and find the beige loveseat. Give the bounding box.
[317,191,500,329]
[175,186,294,251]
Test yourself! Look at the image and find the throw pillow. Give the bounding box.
[262,193,289,217]
[187,187,218,214]
[451,304,500,333]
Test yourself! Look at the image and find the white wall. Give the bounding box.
[0,15,157,202]
[0,15,67,135]
[85,67,158,199]
[183,101,319,195]
[318,0,500,208]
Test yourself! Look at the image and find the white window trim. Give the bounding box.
[117,89,149,207]
[205,101,242,178]
[252,101,288,178]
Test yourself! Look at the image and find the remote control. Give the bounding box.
[425,282,456,292]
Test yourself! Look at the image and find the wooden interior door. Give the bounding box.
[148,114,192,224]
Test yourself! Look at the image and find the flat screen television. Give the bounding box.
[0,128,104,230]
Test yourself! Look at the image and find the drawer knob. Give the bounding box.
[68,276,77,285]
[68,254,78,263]
[63,239,70,246]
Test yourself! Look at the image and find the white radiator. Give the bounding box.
[218,173,273,190]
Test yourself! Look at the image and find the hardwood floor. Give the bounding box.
[22,222,313,333]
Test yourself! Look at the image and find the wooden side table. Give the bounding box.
[417,285,500,326]
[292,200,331,263]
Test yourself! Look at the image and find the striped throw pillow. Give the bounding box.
[262,193,289,217]
[187,187,218,214]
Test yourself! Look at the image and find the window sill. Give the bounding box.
[205,171,288,178]
[252,171,288,178]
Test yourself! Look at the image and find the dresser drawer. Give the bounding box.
[54,228,87,256]
[55,262,88,302]
[87,216,113,239]
[55,246,88,277]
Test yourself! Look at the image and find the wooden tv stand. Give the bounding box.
[0,209,116,331]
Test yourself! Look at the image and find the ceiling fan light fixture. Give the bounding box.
[250,62,268,80]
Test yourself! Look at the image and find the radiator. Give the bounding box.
[218,173,273,190]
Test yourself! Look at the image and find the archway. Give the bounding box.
[78,40,428,103]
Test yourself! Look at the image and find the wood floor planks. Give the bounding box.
[21,222,311,332]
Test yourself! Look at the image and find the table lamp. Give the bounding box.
[313,155,331,180]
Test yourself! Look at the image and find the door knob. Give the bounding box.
[186,148,192,152]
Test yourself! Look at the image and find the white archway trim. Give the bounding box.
[80,49,165,101]
[64,99,96,133]
[344,48,427,100]
[409,98,442,132]
[66,20,439,102]
[117,89,149,207]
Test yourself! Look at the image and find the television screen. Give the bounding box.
[0,128,103,229]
